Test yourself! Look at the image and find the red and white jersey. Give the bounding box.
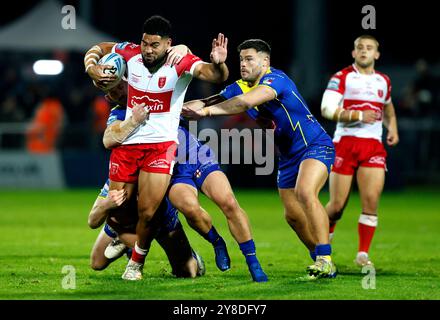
[325,64,392,142]
[112,42,204,144]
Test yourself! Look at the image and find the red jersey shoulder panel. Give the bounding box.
[114,42,141,62]
[174,54,202,77]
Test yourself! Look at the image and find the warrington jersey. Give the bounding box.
[112,42,203,144]
[220,67,332,157]
[325,64,392,142]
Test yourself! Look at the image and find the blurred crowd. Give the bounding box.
[0,52,439,153]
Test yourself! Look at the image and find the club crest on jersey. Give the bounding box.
[377,89,384,98]
[158,77,167,88]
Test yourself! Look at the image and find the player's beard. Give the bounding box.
[142,53,167,69]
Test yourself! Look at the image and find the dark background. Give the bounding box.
[0,0,438,188]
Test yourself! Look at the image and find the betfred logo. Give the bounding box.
[129,89,173,113]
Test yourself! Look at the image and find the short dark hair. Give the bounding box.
[143,15,172,38]
[237,39,271,55]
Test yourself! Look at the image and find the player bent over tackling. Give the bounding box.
[88,181,205,278]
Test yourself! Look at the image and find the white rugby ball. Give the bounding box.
[97,53,127,90]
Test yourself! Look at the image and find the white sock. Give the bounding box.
[134,242,149,255]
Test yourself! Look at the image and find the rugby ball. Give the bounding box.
[97,53,127,90]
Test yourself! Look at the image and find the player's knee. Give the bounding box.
[362,193,379,210]
[180,199,202,219]
[138,206,156,221]
[218,193,240,215]
[330,200,346,216]
[88,216,100,229]
[90,257,108,271]
[329,209,344,222]
[294,188,315,207]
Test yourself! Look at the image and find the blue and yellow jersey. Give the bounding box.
[220,67,333,157]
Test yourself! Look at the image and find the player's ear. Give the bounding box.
[374,51,380,60]
[351,50,356,59]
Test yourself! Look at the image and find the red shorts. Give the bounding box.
[109,141,177,183]
[332,136,387,175]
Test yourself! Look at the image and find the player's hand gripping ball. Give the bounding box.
[97,53,127,90]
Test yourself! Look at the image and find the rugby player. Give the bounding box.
[183,39,337,278]
[320,35,399,266]
[84,15,229,280]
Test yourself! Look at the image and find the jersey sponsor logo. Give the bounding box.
[158,76,167,88]
[147,159,171,169]
[327,77,340,90]
[368,156,385,165]
[129,89,173,113]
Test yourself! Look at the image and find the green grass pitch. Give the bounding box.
[0,188,439,300]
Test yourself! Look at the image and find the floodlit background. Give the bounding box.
[0,0,438,189]
[0,0,439,302]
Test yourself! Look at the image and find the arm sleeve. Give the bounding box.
[325,71,346,95]
[258,74,286,97]
[385,75,392,104]
[112,42,140,62]
[219,82,241,100]
[106,107,126,126]
[175,54,203,77]
[321,90,344,119]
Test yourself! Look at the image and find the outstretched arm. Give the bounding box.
[192,33,229,83]
[182,86,275,119]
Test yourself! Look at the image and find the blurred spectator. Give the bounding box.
[401,59,440,117]
[26,97,64,153]
[0,96,25,122]
[92,96,110,134]
[89,95,111,150]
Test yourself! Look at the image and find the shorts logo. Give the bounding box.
[110,162,119,175]
[377,89,384,98]
[194,169,202,178]
[368,156,385,165]
[334,156,344,168]
[148,159,170,169]
[158,77,167,88]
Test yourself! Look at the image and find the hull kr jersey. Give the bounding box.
[325,64,392,142]
[112,42,203,144]
[220,67,332,158]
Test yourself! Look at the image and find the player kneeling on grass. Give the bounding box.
[88,180,205,278]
